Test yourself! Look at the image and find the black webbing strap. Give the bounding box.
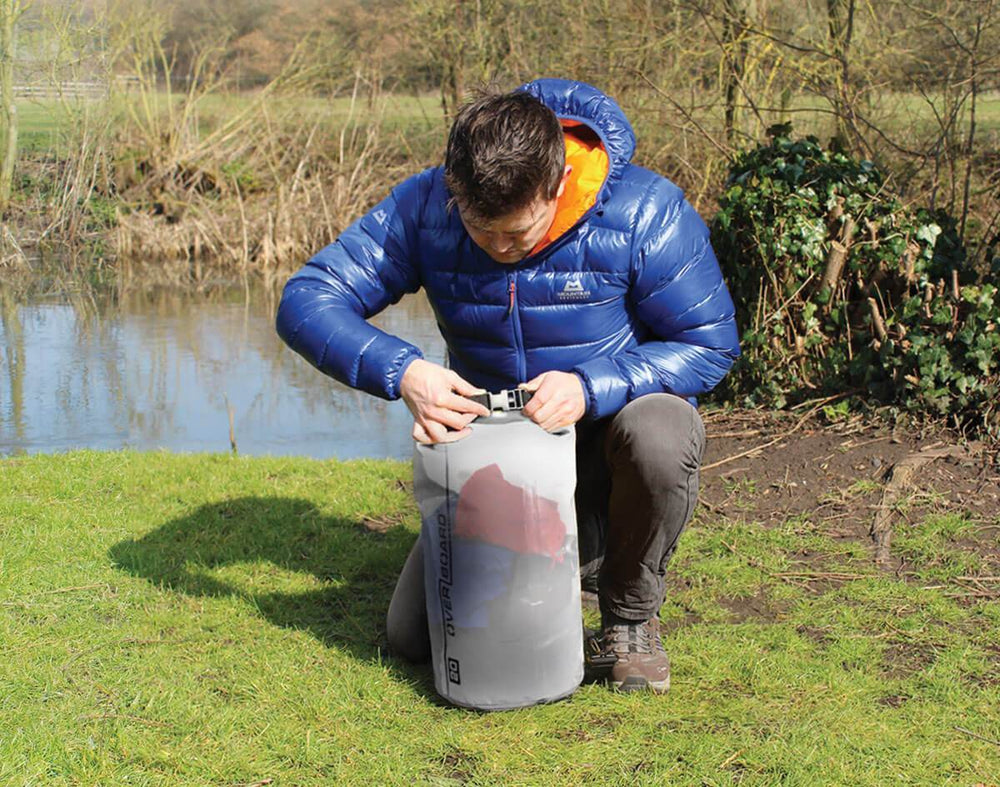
[469,388,534,413]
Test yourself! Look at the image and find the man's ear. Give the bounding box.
[556,164,572,198]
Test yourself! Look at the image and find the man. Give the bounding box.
[276,79,740,693]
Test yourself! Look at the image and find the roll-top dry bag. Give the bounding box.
[413,410,583,710]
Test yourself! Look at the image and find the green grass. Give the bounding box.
[15,87,1000,158]
[13,91,443,154]
[2,452,999,785]
[15,99,66,152]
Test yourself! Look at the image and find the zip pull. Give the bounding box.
[507,280,516,316]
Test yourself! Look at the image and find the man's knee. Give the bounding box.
[386,538,431,663]
[605,394,705,479]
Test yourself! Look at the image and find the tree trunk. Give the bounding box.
[0,0,20,216]
[826,0,855,147]
[439,0,466,120]
[721,0,748,146]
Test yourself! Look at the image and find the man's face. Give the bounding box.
[457,168,570,264]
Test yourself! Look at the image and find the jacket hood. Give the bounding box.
[518,78,636,197]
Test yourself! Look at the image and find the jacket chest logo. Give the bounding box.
[557,277,591,301]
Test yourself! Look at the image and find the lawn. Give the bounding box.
[12,90,443,154]
[1,451,999,785]
[15,87,1000,158]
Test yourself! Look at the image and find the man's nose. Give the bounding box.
[490,235,513,253]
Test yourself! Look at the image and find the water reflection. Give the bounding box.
[0,278,445,459]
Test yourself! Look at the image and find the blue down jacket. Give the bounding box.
[276,79,740,419]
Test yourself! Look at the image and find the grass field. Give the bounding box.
[2,451,999,785]
[14,88,1000,157]
[12,91,444,154]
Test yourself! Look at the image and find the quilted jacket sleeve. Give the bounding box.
[572,183,741,418]
[275,173,427,400]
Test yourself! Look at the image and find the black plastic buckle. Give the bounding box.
[483,388,533,412]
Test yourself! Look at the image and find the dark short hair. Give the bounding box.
[444,89,565,222]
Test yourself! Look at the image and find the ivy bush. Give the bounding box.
[711,127,1000,435]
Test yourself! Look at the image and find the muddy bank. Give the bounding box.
[699,408,1000,574]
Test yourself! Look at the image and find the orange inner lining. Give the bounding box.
[532,120,609,254]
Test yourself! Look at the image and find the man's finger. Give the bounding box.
[448,372,487,398]
[428,407,476,432]
[439,427,472,443]
[412,420,432,444]
[529,396,560,428]
[442,392,490,417]
[424,418,470,444]
[519,373,546,393]
[539,399,578,432]
[539,409,571,432]
[522,375,554,416]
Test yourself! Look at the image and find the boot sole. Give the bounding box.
[611,674,670,694]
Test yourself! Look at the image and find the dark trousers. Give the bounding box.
[387,393,705,662]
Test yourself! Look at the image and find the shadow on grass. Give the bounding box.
[108,496,435,696]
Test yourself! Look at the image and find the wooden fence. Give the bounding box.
[13,77,140,99]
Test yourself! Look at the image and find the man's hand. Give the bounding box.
[520,371,586,432]
[400,359,490,444]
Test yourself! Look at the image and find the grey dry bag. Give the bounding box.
[413,410,584,710]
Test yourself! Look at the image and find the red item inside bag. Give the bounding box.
[454,464,567,560]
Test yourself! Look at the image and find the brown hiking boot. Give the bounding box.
[599,617,670,693]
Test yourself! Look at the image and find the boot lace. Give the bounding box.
[601,620,665,656]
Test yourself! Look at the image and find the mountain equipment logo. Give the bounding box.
[557,278,591,301]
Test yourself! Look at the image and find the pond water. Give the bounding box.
[0,279,445,460]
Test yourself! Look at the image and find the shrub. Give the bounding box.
[711,126,1000,435]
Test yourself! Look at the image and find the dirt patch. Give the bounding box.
[439,748,479,783]
[554,727,594,742]
[796,625,834,645]
[699,409,1000,570]
[718,590,788,623]
[882,641,938,678]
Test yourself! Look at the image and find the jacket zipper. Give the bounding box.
[507,274,526,382]
[501,206,599,384]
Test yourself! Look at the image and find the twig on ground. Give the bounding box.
[953,726,1000,747]
[774,571,872,581]
[40,583,110,595]
[2,583,114,607]
[840,435,893,449]
[789,390,862,411]
[708,429,764,439]
[703,394,851,472]
[698,498,726,516]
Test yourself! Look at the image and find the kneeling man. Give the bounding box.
[276,79,740,692]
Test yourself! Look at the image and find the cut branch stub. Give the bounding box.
[868,297,888,344]
[871,446,969,566]
[819,240,849,312]
[864,217,880,249]
[838,216,856,246]
[902,242,919,285]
